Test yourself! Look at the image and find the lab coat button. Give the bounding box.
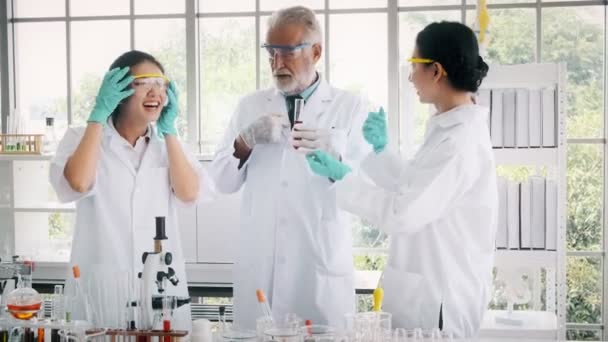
[281,181,288,188]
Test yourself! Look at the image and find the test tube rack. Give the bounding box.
[0,134,42,154]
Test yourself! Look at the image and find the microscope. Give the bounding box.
[138,217,190,331]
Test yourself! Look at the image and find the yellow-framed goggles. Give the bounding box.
[407,58,448,76]
[132,73,170,82]
[131,73,170,91]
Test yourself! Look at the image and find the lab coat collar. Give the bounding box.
[105,116,154,141]
[105,116,160,176]
[430,104,489,129]
[265,76,334,123]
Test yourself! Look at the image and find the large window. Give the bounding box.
[2,0,607,339]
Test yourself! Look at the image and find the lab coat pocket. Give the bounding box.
[315,218,353,275]
[383,264,437,330]
[314,271,355,328]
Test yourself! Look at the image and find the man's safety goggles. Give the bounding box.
[262,43,311,61]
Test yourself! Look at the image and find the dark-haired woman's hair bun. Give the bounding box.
[469,55,489,90]
[477,56,489,78]
[415,21,490,93]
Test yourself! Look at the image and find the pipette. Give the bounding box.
[256,289,273,322]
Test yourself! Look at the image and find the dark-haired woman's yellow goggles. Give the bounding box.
[407,57,448,76]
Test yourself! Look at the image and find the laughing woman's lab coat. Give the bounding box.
[336,104,498,338]
[49,121,213,331]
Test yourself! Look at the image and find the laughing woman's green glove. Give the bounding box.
[88,67,135,125]
[157,81,179,138]
[306,150,352,181]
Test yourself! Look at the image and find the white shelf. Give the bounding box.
[13,201,75,212]
[0,154,53,161]
[13,207,75,213]
[480,63,560,89]
[494,250,557,269]
[479,310,558,339]
[493,148,558,166]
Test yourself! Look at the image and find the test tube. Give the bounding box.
[51,285,64,322]
[294,98,305,125]
[162,296,172,342]
[37,327,44,342]
[293,98,305,150]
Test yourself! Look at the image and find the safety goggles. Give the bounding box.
[261,43,311,61]
[131,73,170,91]
[407,57,448,76]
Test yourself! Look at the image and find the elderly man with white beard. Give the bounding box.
[209,5,372,330]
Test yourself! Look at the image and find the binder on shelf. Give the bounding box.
[503,89,516,148]
[530,176,546,249]
[497,177,508,249]
[491,90,504,147]
[507,180,520,250]
[545,179,558,251]
[542,88,556,147]
[515,88,530,147]
[529,89,542,147]
[520,180,532,249]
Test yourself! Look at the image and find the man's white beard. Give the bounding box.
[273,76,300,95]
[273,69,316,95]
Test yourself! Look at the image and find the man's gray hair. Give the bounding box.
[267,6,323,45]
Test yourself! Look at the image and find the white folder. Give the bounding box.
[529,89,542,147]
[542,88,556,147]
[520,180,532,249]
[491,90,504,147]
[507,180,520,250]
[516,88,530,147]
[503,89,516,148]
[545,179,558,250]
[530,176,546,249]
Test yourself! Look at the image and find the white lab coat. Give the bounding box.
[209,79,371,329]
[49,122,211,331]
[337,104,497,338]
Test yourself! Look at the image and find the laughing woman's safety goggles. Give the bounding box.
[131,73,170,91]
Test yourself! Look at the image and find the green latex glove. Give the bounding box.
[306,150,352,181]
[157,81,179,138]
[363,107,388,153]
[88,67,135,125]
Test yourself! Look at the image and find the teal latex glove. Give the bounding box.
[363,107,388,153]
[157,81,179,138]
[88,67,135,125]
[306,150,352,181]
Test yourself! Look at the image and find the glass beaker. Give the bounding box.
[257,316,274,339]
[393,328,407,342]
[264,326,302,342]
[221,327,257,341]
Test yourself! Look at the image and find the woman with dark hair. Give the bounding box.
[305,21,497,337]
[50,50,212,331]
